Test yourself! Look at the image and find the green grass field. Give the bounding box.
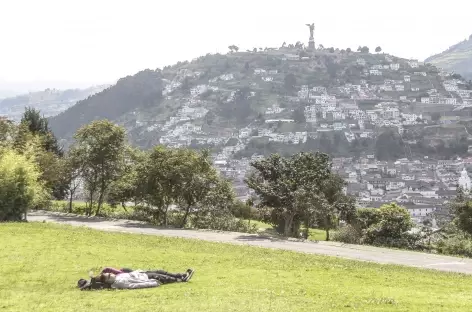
[2,223,472,312]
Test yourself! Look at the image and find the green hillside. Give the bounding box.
[48,47,472,160]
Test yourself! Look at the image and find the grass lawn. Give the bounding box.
[2,223,472,312]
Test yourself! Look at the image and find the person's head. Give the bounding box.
[96,273,116,284]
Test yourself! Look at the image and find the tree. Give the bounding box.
[245,152,332,237]
[313,174,356,241]
[291,107,306,123]
[193,178,235,227]
[450,192,472,235]
[284,73,297,93]
[346,48,352,53]
[20,108,66,199]
[363,203,414,245]
[71,120,126,215]
[61,150,83,213]
[328,47,335,53]
[107,147,147,210]
[21,107,62,157]
[0,145,48,221]
[357,46,362,52]
[173,149,221,227]
[375,46,382,53]
[361,46,370,53]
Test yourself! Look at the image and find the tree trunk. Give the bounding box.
[163,205,168,227]
[69,192,73,213]
[303,217,309,240]
[325,215,331,241]
[121,202,128,212]
[283,214,294,237]
[88,189,94,216]
[180,204,192,228]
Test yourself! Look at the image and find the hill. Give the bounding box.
[49,47,472,159]
[0,85,109,122]
[425,35,472,80]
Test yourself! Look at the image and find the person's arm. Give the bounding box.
[126,280,160,289]
[101,267,123,275]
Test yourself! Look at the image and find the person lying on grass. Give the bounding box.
[78,268,194,290]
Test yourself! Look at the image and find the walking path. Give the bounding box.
[28,210,472,275]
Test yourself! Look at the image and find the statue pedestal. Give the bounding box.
[308,38,315,50]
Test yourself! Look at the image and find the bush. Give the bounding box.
[363,232,425,250]
[192,214,258,233]
[0,148,48,221]
[362,203,414,245]
[436,234,472,258]
[332,225,362,244]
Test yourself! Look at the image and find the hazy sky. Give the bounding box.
[1,0,471,91]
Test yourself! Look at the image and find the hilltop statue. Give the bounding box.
[306,23,315,39]
[305,23,315,50]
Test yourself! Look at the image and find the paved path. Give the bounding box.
[28,210,472,275]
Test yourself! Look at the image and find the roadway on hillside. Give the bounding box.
[28,210,472,275]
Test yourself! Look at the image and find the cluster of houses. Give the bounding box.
[216,154,471,224]
[131,49,472,223]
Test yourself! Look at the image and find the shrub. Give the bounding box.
[362,203,414,245]
[192,214,257,233]
[332,225,362,244]
[0,148,48,221]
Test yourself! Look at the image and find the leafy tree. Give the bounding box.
[346,48,352,53]
[328,47,335,53]
[357,46,362,52]
[61,150,83,213]
[71,120,126,215]
[21,107,63,156]
[375,46,382,53]
[291,107,306,123]
[313,174,356,240]
[450,190,472,235]
[0,146,48,221]
[173,149,221,227]
[246,152,332,237]
[375,130,405,161]
[193,178,235,227]
[363,203,414,245]
[107,147,147,210]
[284,73,297,93]
[361,46,370,53]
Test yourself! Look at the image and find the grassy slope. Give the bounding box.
[2,223,472,312]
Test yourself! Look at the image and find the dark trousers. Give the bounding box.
[145,270,185,284]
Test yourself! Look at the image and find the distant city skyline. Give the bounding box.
[1,0,471,92]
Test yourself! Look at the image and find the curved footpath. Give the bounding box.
[27,210,472,275]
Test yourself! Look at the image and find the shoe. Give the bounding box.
[183,269,194,282]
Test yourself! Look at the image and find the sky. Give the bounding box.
[1,0,471,92]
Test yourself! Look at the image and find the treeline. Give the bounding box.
[0,108,359,238]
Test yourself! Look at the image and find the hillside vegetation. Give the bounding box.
[3,222,472,312]
[426,35,472,80]
[48,47,472,159]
